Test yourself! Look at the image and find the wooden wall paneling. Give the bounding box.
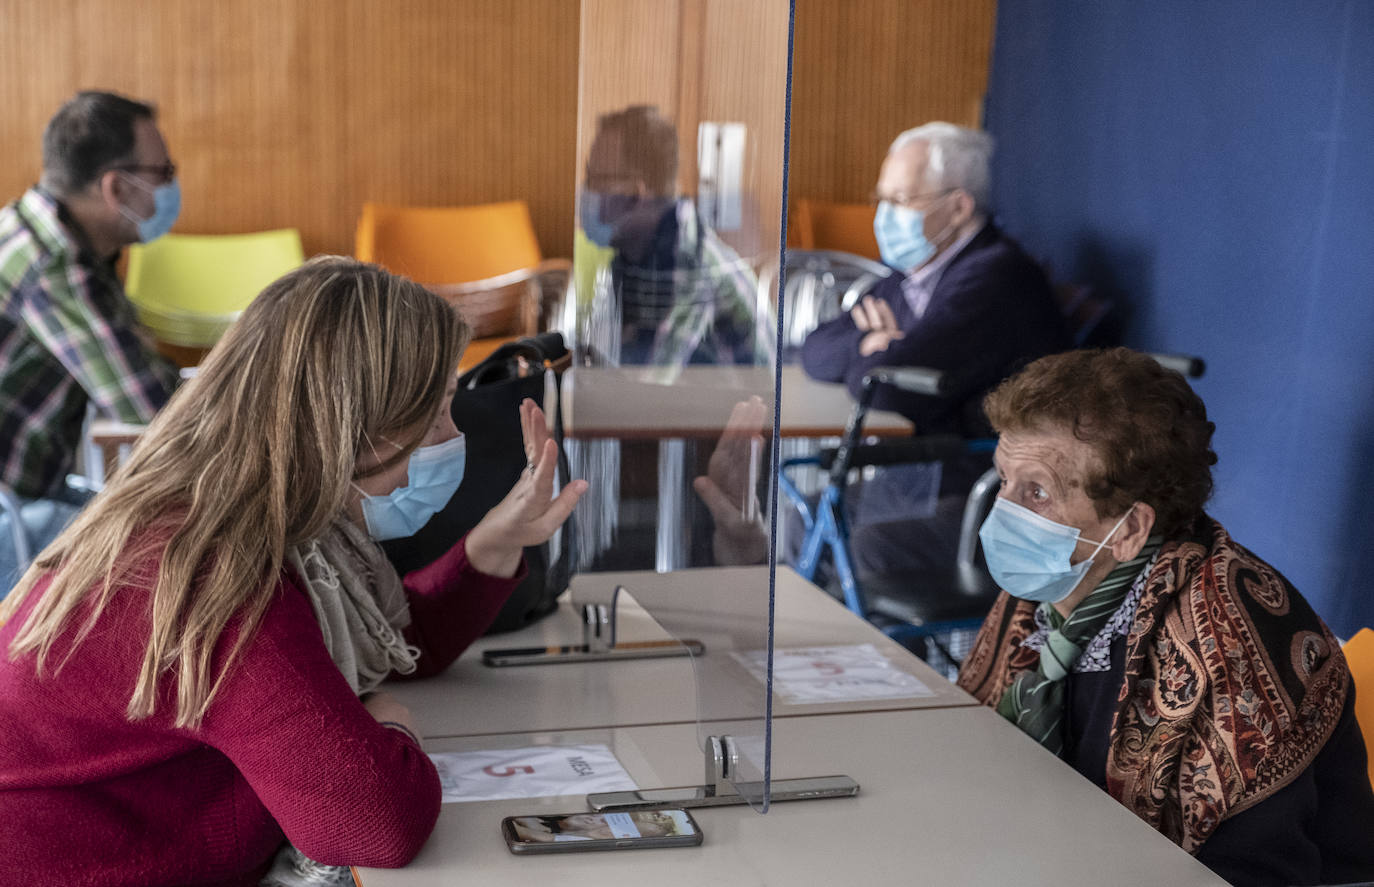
[673,0,706,196]
[788,0,996,226]
[339,2,580,261]
[575,0,682,187]
[0,0,995,277]
[164,1,354,262]
[0,0,581,263]
[696,0,791,261]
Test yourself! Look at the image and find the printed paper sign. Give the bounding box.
[733,643,935,703]
[429,743,638,804]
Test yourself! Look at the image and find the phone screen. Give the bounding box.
[502,808,703,854]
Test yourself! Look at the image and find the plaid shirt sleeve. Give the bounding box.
[20,253,177,423]
[649,211,777,368]
[700,230,776,367]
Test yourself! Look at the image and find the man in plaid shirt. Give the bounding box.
[0,91,180,592]
[573,105,774,370]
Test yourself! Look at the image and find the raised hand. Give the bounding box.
[692,397,769,566]
[465,399,587,577]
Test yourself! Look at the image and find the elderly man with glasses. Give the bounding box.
[797,121,1069,593]
[0,90,181,596]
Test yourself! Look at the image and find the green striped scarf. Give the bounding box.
[996,537,1162,755]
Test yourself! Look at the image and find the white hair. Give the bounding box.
[888,122,994,212]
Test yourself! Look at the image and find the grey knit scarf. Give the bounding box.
[261,518,421,887]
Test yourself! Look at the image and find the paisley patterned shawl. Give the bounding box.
[957,516,1350,853]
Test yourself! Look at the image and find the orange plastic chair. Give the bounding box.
[792,198,881,261]
[1344,627,1374,791]
[355,201,570,362]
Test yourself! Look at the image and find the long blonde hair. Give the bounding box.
[0,256,470,727]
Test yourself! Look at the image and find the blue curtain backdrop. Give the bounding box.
[984,1,1374,635]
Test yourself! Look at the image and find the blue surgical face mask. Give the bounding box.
[579,191,626,248]
[874,198,957,272]
[354,433,466,541]
[118,174,181,242]
[579,190,673,255]
[978,498,1134,604]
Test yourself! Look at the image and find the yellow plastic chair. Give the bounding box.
[125,229,305,364]
[1345,627,1374,791]
[572,226,616,314]
[355,201,570,354]
[792,198,881,261]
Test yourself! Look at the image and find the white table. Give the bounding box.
[384,566,973,740]
[354,706,1226,887]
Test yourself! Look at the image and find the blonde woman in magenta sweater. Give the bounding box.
[0,257,586,886]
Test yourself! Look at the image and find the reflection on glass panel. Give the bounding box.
[572,105,773,372]
[565,0,790,811]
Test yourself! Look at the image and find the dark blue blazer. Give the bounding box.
[800,221,1069,436]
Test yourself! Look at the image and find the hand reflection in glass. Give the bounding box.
[692,396,769,566]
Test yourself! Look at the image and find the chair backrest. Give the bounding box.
[355,201,542,286]
[1344,628,1374,792]
[775,249,892,358]
[954,466,1001,599]
[792,199,881,261]
[125,229,305,348]
[1148,352,1207,379]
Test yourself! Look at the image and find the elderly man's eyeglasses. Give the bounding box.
[869,188,954,210]
[113,162,178,184]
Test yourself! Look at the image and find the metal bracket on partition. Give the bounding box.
[583,599,614,652]
[707,735,739,796]
[587,734,861,811]
[482,585,705,667]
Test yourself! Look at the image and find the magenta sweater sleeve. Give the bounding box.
[195,581,442,869]
[396,535,527,679]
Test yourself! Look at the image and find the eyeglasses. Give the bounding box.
[113,162,177,183]
[869,188,954,210]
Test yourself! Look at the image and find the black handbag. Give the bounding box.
[380,332,574,634]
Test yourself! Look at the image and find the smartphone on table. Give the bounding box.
[501,808,703,854]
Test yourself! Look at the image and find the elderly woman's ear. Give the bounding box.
[1108,501,1157,564]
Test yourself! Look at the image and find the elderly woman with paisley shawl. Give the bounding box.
[956,348,1374,886]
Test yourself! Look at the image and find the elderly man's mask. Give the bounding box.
[873,196,954,272]
[978,498,1134,604]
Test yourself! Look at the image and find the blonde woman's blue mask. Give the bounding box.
[355,433,466,541]
[978,498,1133,604]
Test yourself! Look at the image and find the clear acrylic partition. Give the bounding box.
[562,0,793,810]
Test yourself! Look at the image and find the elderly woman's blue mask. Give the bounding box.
[978,498,1134,604]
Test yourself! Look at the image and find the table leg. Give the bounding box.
[655,438,690,571]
